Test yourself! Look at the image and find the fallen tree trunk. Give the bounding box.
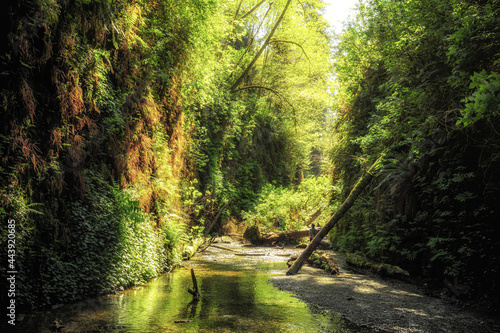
[345,253,409,279]
[262,229,312,243]
[286,158,381,275]
[243,226,315,245]
[321,253,341,275]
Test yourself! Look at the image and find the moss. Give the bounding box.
[346,253,409,279]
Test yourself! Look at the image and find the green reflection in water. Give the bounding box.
[18,254,372,332]
[99,262,335,332]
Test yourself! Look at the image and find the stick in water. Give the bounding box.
[187,268,200,301]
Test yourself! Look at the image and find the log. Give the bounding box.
[286,157,381,275]
[210,244,240,252]
[227,233,245,240]
[199,237,216,253]
[187,268,200,301]
[244,227,314,245]
[182,237,205,259]
[262,229,312,243]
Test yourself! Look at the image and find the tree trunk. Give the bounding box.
[204,201,230,237]
[238,0,266,20]
[305,208,322,226]
[286,158,381,275]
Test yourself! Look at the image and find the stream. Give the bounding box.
[16,241,377,332]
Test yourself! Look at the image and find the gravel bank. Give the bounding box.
[270,252,499,333]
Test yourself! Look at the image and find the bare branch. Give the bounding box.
[238,0,267,20]
[234,0,244,20]
[231,0,293,92]
[233,85,295,111]
[269,39,310,62]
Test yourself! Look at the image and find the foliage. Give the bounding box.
[0,0,334,310]
[0,0,205,310]
[182,0,334,231]
[1,175,185,309]
[242,175,336,232]
[329,0,500,303]
[458,69,500,126]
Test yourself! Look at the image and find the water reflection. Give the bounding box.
[17,248,374,332]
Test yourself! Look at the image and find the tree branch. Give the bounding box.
[238,0,267,21]
[269,39,310,62]
[231,0,293,92]
[187,268,200,301]
[233,0,244,20]
[233,85,295,112]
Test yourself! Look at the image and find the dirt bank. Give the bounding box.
[270,251,499,333]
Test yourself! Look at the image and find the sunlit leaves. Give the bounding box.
[458,70,500,126]
[242,175,336,231]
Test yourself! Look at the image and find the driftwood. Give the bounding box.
[287,157,381,275]
[209,244,240,252]
[187,268,200,301]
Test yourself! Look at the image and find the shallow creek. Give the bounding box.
[17,241,377,332]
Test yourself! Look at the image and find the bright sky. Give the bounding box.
[322,0,359,34]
